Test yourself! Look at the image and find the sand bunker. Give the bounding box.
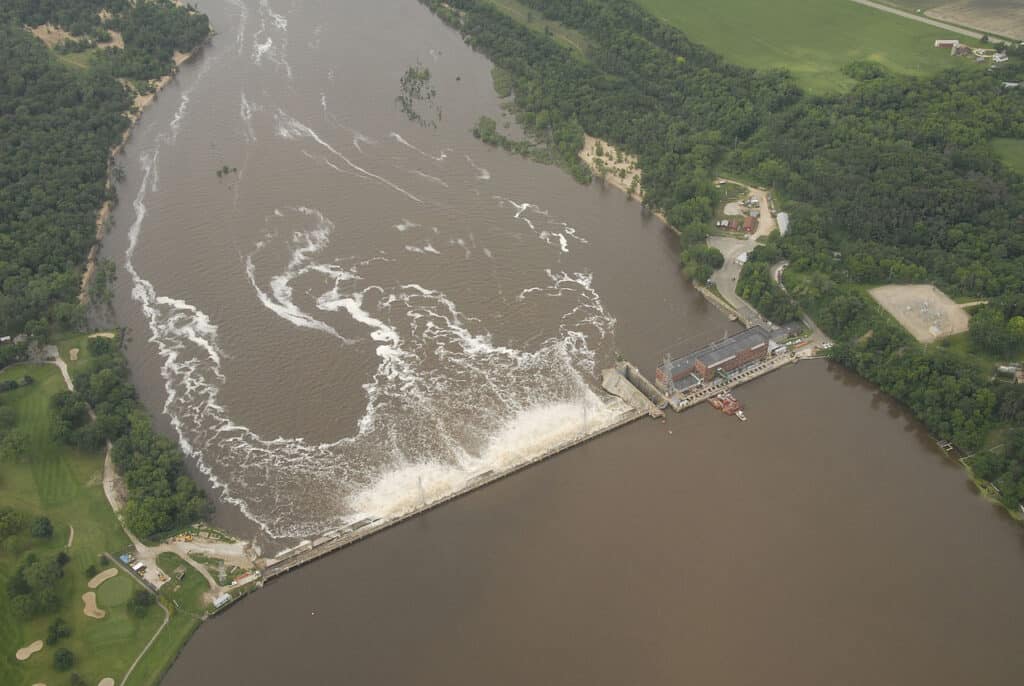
[82,591,106,619]
[98,678,115,686]
[15,639,43,661]
[869,284,970,343]
[69,348,79,361]
[88,567,119,589]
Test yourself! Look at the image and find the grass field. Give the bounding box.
[993,137,1024,175]
[121,553,208,686]
[0,359,193,686]
[637,0,979,93]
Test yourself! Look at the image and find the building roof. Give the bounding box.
[662,326,771,380]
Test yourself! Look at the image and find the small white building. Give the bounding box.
[994,53,1009,64]
[735,252,749,266]
[934,39,959,49]
[777,212,790,236]
[213,593,232,608]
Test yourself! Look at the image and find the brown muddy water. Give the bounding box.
[98,0,1024,683]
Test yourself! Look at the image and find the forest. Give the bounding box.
[0,3,213,538]
[50,336,212,538]
[422,0,1024,507]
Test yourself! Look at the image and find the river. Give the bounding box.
[100,0,1024,683]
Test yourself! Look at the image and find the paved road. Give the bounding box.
[770,261,832,352]
[848,0,984,40]
[707,235,772,329]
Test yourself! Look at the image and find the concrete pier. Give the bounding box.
[601,363,666,418]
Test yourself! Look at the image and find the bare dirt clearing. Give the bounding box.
[869,284,971,343]
[579,135,642,198]
[927,1,1024,41]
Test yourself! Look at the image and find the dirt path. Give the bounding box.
[847,0,984,39]
[66,524,74,549]
[118,577,170,686]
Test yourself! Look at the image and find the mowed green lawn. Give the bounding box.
[0,362,166,686]
[637,0,979,93]
[993,137,1024,174]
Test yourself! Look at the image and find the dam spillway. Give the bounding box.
[259,363,661,580]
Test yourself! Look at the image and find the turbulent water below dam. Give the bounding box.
[101,0,1024,683]
[107,0,652,544]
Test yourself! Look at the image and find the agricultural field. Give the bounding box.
[926,1,1024,41]
[637,0,980,93]
[993,137,1024,174]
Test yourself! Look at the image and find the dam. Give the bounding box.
[258,362,663,580]
[255,335,798,583]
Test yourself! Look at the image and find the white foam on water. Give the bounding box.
[277,110,421,203]
[465,154,491,180]
[251,0,292,79]
[260,0,288,31]
[240,91,257,143]
[224,0,249,54]
[389,132,449,161]
[244,208,353,341]
[352,132,374,153]
[122,40,627,542]
[129,187,625,538]
[404,243,440,255]
[496,197,588,254]
[411,169,449,187]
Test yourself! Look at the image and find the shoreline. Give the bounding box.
[578,135,680,235]
[79,46,203,304]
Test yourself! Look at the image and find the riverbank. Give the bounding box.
[79,46,205,304]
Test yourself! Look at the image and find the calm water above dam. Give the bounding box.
[100,0,1024,683]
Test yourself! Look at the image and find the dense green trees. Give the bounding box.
[971,429,1024,511]
[0,25,130,335]
[969,298,1024,356]
[7,550,67,619]
[423,0,1024,462]
[0,2,210,336]
[126,587,154,617]
[51,336,211,539]
[1,2,213,540]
